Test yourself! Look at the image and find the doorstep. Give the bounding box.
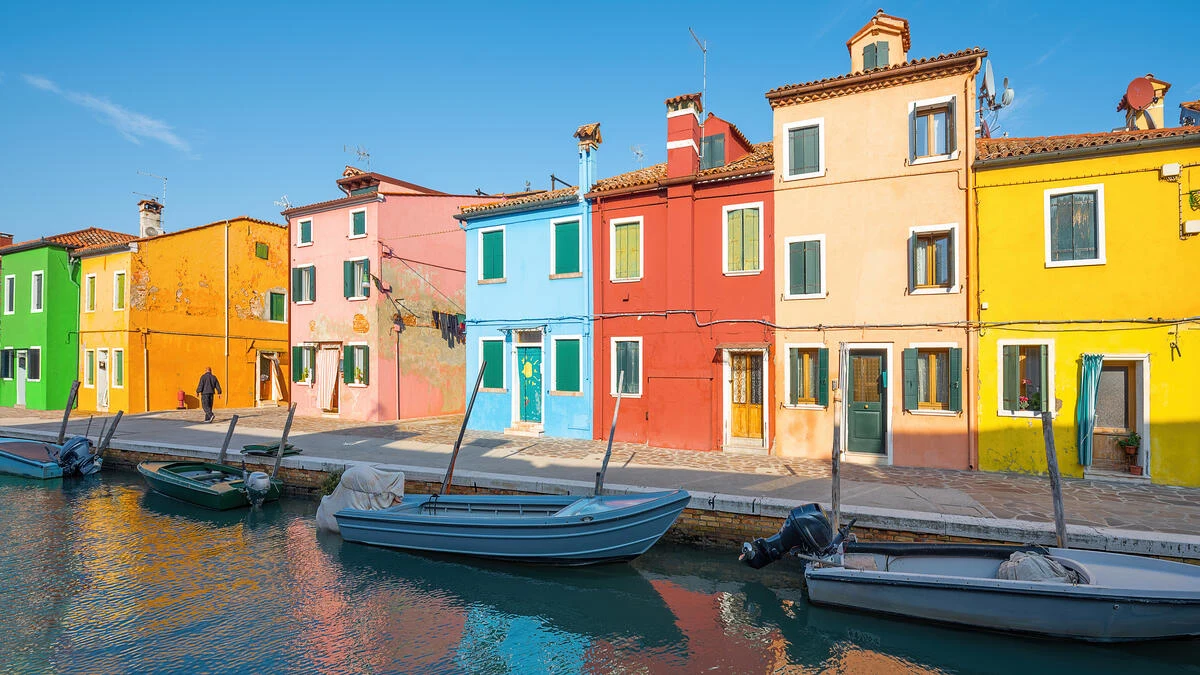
[1085,468,1151,484]
[504,422,544,438]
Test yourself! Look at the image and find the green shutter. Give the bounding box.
[361,346,369,385]
[788,241,803,296]
[554,220,580,275]
[876,41,889,67]
[256,242,269,259]
[744,208,760,270]
[555,339,581,392]
[616,341,639,394]
[804,240,820,294]
[291,268,301,302]
[482,230,504,280]
[115,351,124,386]
[1002,345,1020,411]
[271,293,285,321]
[909,233,919,291]
[801,127,819,174]
[787,349,800,404]
[946,228,956,287]
[902,348,918,411]
[352,211,366,236]
[1039,345,1050,412]
[343,260,354,298]
[482,340,504,388]
[361,259,371,297]
[948,347,963,413]
[945,98,957,153]
[789,128,804,176]
[700,134,725,170]
[817,348,830,407]
[727,210,743,271]
[343,346,354,384]
[291,347,302,381]
[300,220,311,243]
[863,42,877,70]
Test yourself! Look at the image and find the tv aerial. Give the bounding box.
[631,144,645,168]
[274,194,293,210]
[977,59,1015,138]
[343,144,371,169]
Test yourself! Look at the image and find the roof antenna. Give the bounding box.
[137,171,168,228]
[977,59,1015,138]
[274,195,293,210]
[550,173,574,189]
[689,27,708,151]
[343,144,371,170]
[631,144,645,168]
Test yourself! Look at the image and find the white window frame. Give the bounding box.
[550,334,583,395]
[112,270,126,310]
[478,337,506,391]
[348,209,368,240]
[347,256,369,301]
[609,336,643,398]
[84,274,97,313]
[783,234,827,300]
[1043,184,1106,268]
[295,264,316,304]
[346,341,369,388]
[549,217,584,278]
[111,348,125,389]
[477,225,506,283]
[3,275,14,315]
[783,342,826,410]
[297,218,314,247]
[30,270,44,313]
[996,339,1056,419]
[268,290,288,322]
[1,346,14,380]
[907,95,960,165]
[296,344,316,386]
[609,216,644,283]
[721,201,765,276]
[908,223,960,294]
[83,349,95,388]
[782,117,826,181]
[26,346,42,382]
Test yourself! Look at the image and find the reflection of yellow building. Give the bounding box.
[976,127,1200,487]
[76,201,290,412]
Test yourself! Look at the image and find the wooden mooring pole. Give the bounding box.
[57,380,81,444]
[217,415,239,465]
[1041,410,1068,548]
[830,343,846,531]
[270,404,297,479]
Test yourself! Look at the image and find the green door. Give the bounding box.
[847,351,887,455]
[517,346,542,423]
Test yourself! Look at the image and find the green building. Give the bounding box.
[0,228,136,410]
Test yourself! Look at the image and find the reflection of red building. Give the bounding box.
[589,93,775,452]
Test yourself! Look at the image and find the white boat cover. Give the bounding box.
[997,551,1080,584]
[316,465,405,534]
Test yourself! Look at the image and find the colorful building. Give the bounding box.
[74,200,290,413]
[767,12,982,468]
[587,95,775,452]
[0,228,137,409]
[284,167,491,422]
[454,124,601,439]
[975,125,1200,487]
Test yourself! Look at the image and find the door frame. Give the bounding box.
[721,348,770,452]
[96,348,110,412]
[1090,353,1150,479]
[510,330,544,428]
[840,343,893,466]
[256,350,279,406]
[14,348,27,407]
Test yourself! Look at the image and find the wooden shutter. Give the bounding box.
[787,348,800,404]
[291,347,302,381]
[1050,195,1075,261]
[788,241,803,296]
[876,41,889,67]
[482,340,504,389]
[343,346,354,384]
[271,293,285,321]
[801,127,819,174]
[948,347,963,412]
[352,211,366,236]
[804,240,820,294]
[616,341,638,394]
[1002,345,1020,411]
[555,339,581,392]
[482,230,504,280]
[817,348,830,407]
[115,350,124,386]
[1039,344,1050,412]
[727,210,744,271]
[945,98,957,153]
[908,234,919,291]
[863,42,877,69]
[256,242,269,259]
[744,208,760,271]
[291,268,301,302]
[360,346,369,385]
[300,220,311,243]
[789,128,804,176]
[343,260,354,298]
[554,220,580,275]
[306,267,316,302]
[946,228,956,288]
[902,348,918,411]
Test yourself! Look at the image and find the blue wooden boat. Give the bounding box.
[0,436,100,479]
[336,490,691,565]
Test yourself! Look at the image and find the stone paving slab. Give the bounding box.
[2,406,1198,538]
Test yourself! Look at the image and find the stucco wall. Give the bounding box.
[78,250,133,412]
[0,246,79,409]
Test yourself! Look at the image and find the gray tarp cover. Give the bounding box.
[997,551,1081,584]
[315,465,405,534]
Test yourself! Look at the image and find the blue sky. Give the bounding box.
[1,1,1196,243]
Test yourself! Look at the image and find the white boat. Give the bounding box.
[740,504,1200,642]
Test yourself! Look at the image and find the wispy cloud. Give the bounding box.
[993,86,1042,136]
[1032,35,1072,68]
[22,74,190,153]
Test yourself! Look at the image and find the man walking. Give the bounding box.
[197,367,222,423]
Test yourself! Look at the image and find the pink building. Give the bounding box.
[284,167,490,422]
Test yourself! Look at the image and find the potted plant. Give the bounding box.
[354,368,365,385]
[1117,432,1141,457]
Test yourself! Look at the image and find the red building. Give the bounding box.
[588,93,775,452]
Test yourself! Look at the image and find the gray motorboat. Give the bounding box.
[740,504,1200,642]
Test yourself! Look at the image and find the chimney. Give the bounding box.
[138,199,164,237]
[574,122,602,193]
[665,93,702,179]
[0,233,12,249]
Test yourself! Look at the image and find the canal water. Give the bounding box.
[1,474,1196,675]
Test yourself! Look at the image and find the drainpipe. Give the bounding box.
[964,71,979,472]
[224,220,230,408]
[142,330,149,412]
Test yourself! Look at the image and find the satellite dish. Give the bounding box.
[1124,77,1155,111]
[1001,87,1015,107]
[983,60,996,99]
[980,118,992,139]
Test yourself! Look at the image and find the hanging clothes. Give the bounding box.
[1076,353,1104,467]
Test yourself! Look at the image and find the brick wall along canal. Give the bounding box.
[2,473,1196,675]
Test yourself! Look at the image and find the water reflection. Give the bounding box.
[0,474,1196,675]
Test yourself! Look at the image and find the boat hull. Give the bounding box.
[806,544,1200,642]
[335,490,690,565]
[137,461,282,510]
[0,438,64,480]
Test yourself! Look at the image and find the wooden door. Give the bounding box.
[1092,362,1137,471]
[847,351,886,455]
[15,351,26,407]
[258,354,273,402]
[517,346,542,423]
[730,353,763,439]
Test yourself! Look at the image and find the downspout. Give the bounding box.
[142,330,149,412]
[224,220,230,409]
[965,70,979,472]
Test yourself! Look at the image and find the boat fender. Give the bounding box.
[740,503,834,569]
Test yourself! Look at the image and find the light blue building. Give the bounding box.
[454,123,601,438]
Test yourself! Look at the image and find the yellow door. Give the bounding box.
[730,353,764,440]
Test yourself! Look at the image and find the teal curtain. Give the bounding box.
[1076,354,1104,466]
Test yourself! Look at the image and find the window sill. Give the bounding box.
[480,387,507,393]
[347,383,368,388]
[998,410,1056,419]
[478,278,506,285]
[610,277,642,284]
[295,382,313,387]
[549,390,584,397]
[723,269,762,277]
[783,403,825,411]
[782,169,826,182]
[550,272,583,280]
[347,296,369,302]
[296,242,314,248]
[348,234,367,240]
[907,409,959,417]
[910,285,960,295]
[31,309,44,314]
[294,300,315,306]
[783,292,827,301]
[82,383,94,389]
[268,319,287,324]
[909,151,960,166]
[610,392,642,398]
[1045,258,1106,269]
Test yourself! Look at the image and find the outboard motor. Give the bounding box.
[740,503,835,569]
[243,471,272,507]
[57,435,102,476]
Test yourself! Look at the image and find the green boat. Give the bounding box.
[137,460,282,510]
[240,443,300,457]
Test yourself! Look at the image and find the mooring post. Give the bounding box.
[58,380,81,444]
[1041,410,1068,548]
[271,404,297,479]
[830,343,846,532]
[594,372,624,496]
[217,414,239,465]
[98,411,123,455]
[440,362,487,495]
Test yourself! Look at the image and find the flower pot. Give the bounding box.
[1122,445,1138,456]
[1129,465,1144,476]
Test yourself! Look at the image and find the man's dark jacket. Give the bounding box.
[197,373,222,396]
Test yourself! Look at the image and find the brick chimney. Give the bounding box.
[574,122,602,192]
[0,233,12,249]
[665,93,702,179]
[138,199,164,237]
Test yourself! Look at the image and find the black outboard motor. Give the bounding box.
[740,503,834,569]
[56,435,102,476]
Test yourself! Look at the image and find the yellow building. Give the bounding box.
[76,201,290,413]
[975,127,1200,487]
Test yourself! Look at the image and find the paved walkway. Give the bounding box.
[3,406,1198,536]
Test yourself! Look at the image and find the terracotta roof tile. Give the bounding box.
[459,186,578,216]
[0,227,137,254]
[590,142,773,194]
[73,216,284,255]
[1181,100,1200,113]
[976,127,1200,161]
[665,93,703,112]
[765,49,985,108]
